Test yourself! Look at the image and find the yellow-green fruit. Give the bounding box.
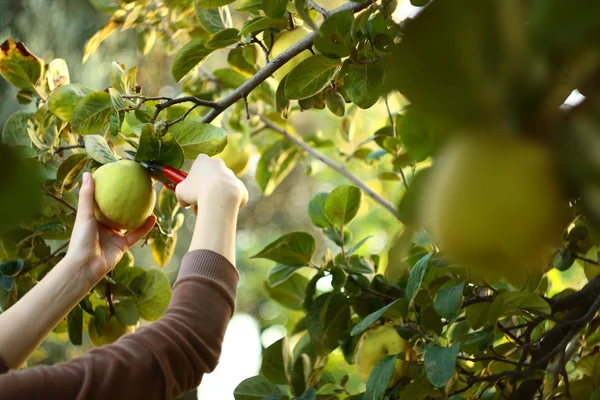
[271,27,312,81]
[88,316,135,347]
[216,136,251,176]
[355,324,409,387]
[93,160,156,231]
[420,135,568,283]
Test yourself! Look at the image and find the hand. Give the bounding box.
[176,154,249,212]
[66,172,156,282]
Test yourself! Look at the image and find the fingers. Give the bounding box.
[124,215,156,248]
[75,172,96,224]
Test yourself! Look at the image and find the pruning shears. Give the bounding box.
[125,150,188,191]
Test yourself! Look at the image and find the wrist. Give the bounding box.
[60,254,103,290]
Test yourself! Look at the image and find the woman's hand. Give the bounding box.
[175,155,248,265]
[176,154,248,211]
[66,172,156,282]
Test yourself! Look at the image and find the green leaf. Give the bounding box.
[115,298,139,326]
[350,298,406,336]
[264,0,288,18]
[397,168,431,226]
[488,292,551,323]
[345,62,384,109]
[306,292,350,356]
[71,91,113,135]
[307,192,330,228]
[267,264,303,286]
[136,124,184,169]
[2,111,33,147]
[264,273,309,310]
[57,153,88,191]
[157,186,180,218]
[235,0,262,11]
[260,337,290,385]
[195,6,225,34]
[424,342,461,387]
[48,84,95,123]
[405,253,431,305]
[67,305,83,346]
[172,38,214,82]
[84,135,118,164]
[213,68,248,88]
[465,302,491,330]
[136,269,172,321]
[0,260,24,277]
[324,185,362,229]
[0,276,14,292]
[294,0,318,31]
[233,375,287,400]
[238,16,287,36]
[434,282,465,321]
[206,28,240,49]
[285,55,342,100]
[347,236,372,257]
[314,9,355,58]
[168,119,228,158]
[197,0,234,8]
[297,387,316,400]
[256,138,301,196]
[276,75,290,118]
[228,46,258,76]
[0,39,44,89]
[364,354,399,400]
[253,232,316,266]
[151,232,177,267]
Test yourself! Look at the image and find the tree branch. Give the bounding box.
[54,144,85,154]
[44,191,77,213]
[152,96,221,121]
[200,0,374,124]
[259,115,402,221]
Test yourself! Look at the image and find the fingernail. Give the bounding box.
[83,172,90,184]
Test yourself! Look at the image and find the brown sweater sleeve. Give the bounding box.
[0,249,238,400]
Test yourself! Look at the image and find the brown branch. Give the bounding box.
[308,0,330,17]
[54,144,85,154]
[44,191,77,213]
[151,96,221,121]
[200,0,374,124]
[165,104,200,128]
[259,115,402,221]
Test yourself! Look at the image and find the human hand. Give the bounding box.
[176,154,249,213]
[65,172,156,282]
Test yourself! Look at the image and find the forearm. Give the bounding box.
[0,256,93,369]
[189,194,240,266]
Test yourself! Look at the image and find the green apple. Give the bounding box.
[88,316,135,347]
[93,160,156,231]
[271,27,312,81]
[355,324,409,386]
[215,135,252,176]
[420,134,568,283]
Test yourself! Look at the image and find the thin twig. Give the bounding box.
[308,0,330,17]
[200,0,374,124]
[44,191,77,213]
[251,38,270,63]
[152,96,221,121]
[24,241,70,272]
[259,115,402,221]
[54,144,85,154]
[243,96,251,120]
[165,104,200,128]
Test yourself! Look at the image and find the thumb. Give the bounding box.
[75,172,96,223]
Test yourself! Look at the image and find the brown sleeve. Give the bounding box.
[0,249,238,400]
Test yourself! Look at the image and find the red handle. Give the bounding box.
[162,166,188,191]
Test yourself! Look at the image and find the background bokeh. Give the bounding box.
[0,0,588,398]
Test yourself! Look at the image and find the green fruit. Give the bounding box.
[420,135,568,283]
[355,324,409,387]
[271,27,312,81]
[325,91,346,117]
[93,160,156,231]
[88,316,135,347]
[215,135,252,176]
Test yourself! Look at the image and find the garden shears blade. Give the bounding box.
[124,150,187,191]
